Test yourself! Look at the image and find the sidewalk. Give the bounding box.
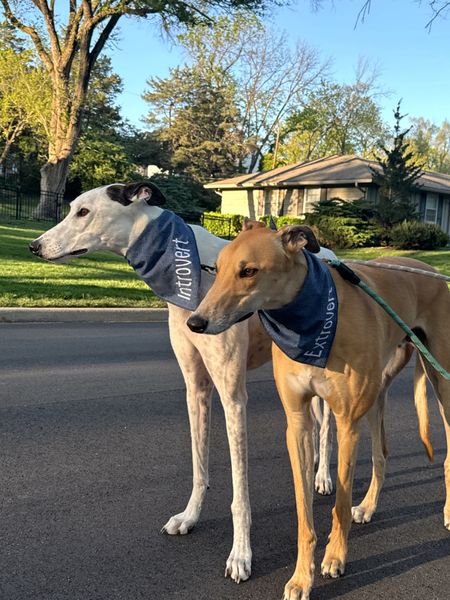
[0,307,168,323]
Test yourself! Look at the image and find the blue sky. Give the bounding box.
[109,0,450,128]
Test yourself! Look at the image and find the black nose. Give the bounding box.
[29,240,41,256]
[187,314,208,333]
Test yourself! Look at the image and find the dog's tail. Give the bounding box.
[414,355,434,462]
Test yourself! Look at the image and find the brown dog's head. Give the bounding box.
[187,224,319,334]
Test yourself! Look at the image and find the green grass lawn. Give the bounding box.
[0,219,164,307]
[338,246,450,277]
[1,219,449,307]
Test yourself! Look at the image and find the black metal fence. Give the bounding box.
[0,186,233,237]
[0,186,67,223]
[200,212,233,239]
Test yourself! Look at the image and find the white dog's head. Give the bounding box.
[29,181,166,261]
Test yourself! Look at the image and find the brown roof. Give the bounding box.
[205,155,450,195]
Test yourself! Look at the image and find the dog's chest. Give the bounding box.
[286,367,333,399]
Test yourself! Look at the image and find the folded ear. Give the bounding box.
[242,217,266,232]
[277,225,320,254]
[106,181,166,206]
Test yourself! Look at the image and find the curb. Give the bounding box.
[0,307,169,323]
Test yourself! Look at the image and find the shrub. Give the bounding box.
[390,221,449,250]
[202,211,245,238]
[305,215,384,249]
[258,215,305,228]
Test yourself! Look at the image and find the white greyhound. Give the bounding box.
[29,181,334,583]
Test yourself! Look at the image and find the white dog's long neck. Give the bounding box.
[125,205,228,267]
[189,224,228,267]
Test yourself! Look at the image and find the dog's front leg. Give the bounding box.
[321,415,360,578]
[162,319,214,535]
[275,366,316,600]
[202,327,252,583]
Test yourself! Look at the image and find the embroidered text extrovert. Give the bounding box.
[304,286,337,359]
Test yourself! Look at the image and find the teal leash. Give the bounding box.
[328,259,450,381]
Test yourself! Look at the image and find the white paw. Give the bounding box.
[321,557,345,578]
[161,512,197,535]
[444,513,450,531]
[315,471,333,495]
[225,548,252,583]
[352,505,374,524]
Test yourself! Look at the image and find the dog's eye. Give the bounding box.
[239,267,258,278]
[76,208,90,217]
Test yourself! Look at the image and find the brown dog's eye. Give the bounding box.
[239,267,258,278]
[76,208,90,217]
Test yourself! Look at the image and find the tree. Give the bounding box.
[177,13,326,172]
[408,117,450,174]
[145,65,244,180]
[262,63,387,168]
[372,102,423,227]
[0,29,50,166]
[0,0,274,217]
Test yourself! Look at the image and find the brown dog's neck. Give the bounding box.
[272,249,309,309]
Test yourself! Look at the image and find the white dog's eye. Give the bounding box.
[77,208,90,217]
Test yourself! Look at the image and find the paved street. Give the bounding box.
[1,322,450,600]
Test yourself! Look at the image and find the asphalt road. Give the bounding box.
[1,322,450,600]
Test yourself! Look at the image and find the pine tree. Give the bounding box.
[372,102,423,227]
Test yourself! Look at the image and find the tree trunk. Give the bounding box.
[32,158,71,219]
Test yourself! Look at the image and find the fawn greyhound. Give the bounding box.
[29,182,335,584]
[187,222,450,600]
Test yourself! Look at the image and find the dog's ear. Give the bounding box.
[277,225,320,254]
[241,217,266,232]
[106,182,166,206]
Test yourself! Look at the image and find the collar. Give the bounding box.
[126,210,202,310]
[258,251,338,368]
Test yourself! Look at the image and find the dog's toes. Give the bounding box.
[161,513,196,535]
[315,472,333,495]
[351,505,374,524]
[283,577,311,600]
[225,552,251,583]
[321,557,345,579]
[444,513,450,531]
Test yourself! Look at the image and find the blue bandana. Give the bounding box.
[258,251,338,368]
[126,210,202,310]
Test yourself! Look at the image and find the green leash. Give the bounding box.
[328,259,450,381]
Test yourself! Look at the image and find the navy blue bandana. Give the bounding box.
[126,210,202,310]
[258,251,338,368]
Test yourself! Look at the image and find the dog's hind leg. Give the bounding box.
[162,328,214,536]
[314,399,333,496]
[352,343,414,524]
[419,354,450,531]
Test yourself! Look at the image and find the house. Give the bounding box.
[204,155,450,235]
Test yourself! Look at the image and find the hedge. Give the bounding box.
[390,221,449,250]
[202,212,245,238]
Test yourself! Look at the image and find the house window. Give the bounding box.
[303,188,321,213]
[425,193,438,224]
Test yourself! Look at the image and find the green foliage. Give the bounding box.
[372,102,423,226]
[390,221,449,250]
[264,75,387,168]
[144,65,245,182]
[151,173,218,213]
[202,211,245,238]
[258,215,305,228]
[305,215,384,248]
[311,197,377,220]
[409,117,450,174]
